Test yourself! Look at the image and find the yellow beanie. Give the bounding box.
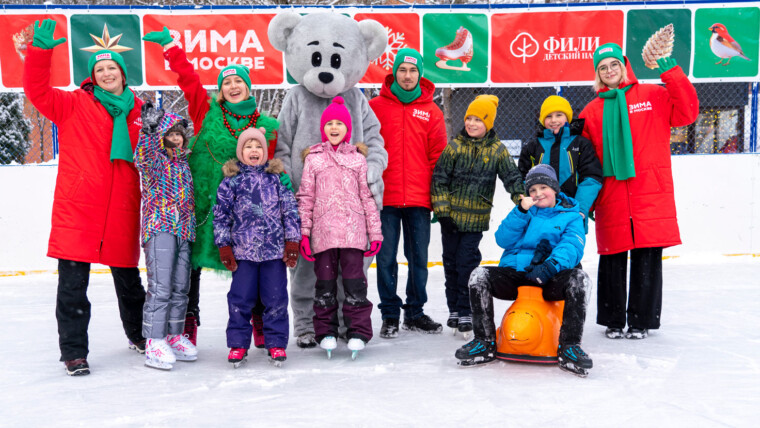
[465,95,499,131]
[539,95,573,125]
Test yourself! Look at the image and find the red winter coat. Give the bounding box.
[369,75,447,209]
[23,46,143,267]
[579,60,698,255]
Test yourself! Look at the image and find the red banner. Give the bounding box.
[143,14,283,86]
[355,13,420,84]
[0,15,70,88]
[491,11,623,83]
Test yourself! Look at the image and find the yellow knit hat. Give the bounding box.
[539,95,573,125]
[465,95,499,131]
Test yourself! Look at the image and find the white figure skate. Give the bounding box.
[435,26,474,72]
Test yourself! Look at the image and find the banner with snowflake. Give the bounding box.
[356,13,420,84]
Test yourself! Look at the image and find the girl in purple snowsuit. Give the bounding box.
[213,127,301,366]
[296,97,383,358]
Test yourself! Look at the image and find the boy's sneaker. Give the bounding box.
[455,338,496,367]
[251,313,265,349]
[268,347,287,367]
[557,343,593,377]
[183,313,198,346]
[145,338,176,370]
[166,334,198,361]
[228,348,248,368]
[446,312,459,329]
[296,332,317,348]
[128,339,146,354]
[403,314,443,334]
[625,327,649,339]
[605,327,624,339]
[379,318,399,339]
[64,358,90,376]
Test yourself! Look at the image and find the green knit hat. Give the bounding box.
[87,50,128,82]
[593,43,625,70]
[217,64,251,91]
[392,48,424,78]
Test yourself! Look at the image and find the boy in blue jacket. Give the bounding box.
[455,164,593,376]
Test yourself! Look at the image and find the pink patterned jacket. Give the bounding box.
[296,141,383,254]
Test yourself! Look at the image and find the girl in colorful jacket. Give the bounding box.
[578,43,698,340]
[456,165,593,376]
[23,19,146,376]
[134,103,197,370]
[142,27,281,345]
[213,127,300,367]
[296,97,383,359]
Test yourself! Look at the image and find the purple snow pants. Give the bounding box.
[227,259,289,350]
[313,248,373,343]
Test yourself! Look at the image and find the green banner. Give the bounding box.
[693,7,759,78]
[70,14,143,86]
[422,13,488,84]
[626,9,692,80]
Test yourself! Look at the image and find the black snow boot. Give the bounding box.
[64,358,90,376]
[402,314,443,334]
[380,318,399,339]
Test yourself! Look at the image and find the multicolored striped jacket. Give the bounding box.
[134,112,195,245]
[432,129,525,232]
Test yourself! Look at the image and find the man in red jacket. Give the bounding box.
[369,49,448,338]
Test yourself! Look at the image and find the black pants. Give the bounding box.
[188,267,202,325]
[468,266,589,345]
[442,230,483,317]
[596,247,663,330]
[56,259,145,361]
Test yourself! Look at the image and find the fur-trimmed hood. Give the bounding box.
[301,141,368,162]
[222,157,284,177]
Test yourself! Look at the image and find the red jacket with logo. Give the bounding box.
[23,46,144,267]
[369,75,447,210]
[578,60,698,255]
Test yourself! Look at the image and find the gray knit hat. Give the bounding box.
[525,164,560,194]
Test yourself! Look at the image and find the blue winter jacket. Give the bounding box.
[495,193,585,272]
[213,161,301,262]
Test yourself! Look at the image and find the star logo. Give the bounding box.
[80,24,133,53]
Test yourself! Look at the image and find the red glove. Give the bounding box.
[219,246,237,272]
[299,235,316,262]
[283,241,299,268]
[364,240,382,257]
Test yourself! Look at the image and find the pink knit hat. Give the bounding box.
[320,96,352,143]
[236,127,268,165]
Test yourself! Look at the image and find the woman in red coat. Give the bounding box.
[578,43,698,340]
[22,20,146,376]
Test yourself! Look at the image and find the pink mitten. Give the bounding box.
[299,235,316,262]
[364,240,382,257]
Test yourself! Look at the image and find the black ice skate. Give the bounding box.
[403,314,443,334]
[457,316,473,340]
[447,312,459,333]
[455,338,496,367]
[557,344,593,377]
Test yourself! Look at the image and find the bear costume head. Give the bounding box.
[268,12,386,98]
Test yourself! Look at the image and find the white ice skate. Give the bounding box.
[435,26,474,71]
[320,336,338,359]
[347,338,366,360]
[167,334,198,362]
[145,338,176,370]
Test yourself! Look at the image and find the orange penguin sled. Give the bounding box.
[495,286,564,363]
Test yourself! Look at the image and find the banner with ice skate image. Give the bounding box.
[422,13,488,84]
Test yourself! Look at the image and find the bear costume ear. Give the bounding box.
[357,19,387,61]
[267,11,302,52]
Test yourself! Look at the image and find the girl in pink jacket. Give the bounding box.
[296,97,383,360]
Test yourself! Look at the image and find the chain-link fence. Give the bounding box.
[3,80,757,165]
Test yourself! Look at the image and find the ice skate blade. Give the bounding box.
[145,359,173,371]
[230,358,247,369]
[351,351,359,360]
[559,362,589,378]
[435,60,471,72]
[269,359,284,368]
[460,331,472,341]
[174,355,198,362]
[457,357,496,367]
[326,349,332,360]
[451,328,457,336]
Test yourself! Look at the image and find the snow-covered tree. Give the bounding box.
[0,93,32,165]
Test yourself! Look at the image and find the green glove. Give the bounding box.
[143,26,174,47]
[32,19,66,50]
[279,172,294,193]
[431,212,439,224]
[656,57,677,74]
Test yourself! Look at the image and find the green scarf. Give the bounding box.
[222,98,258,136]
[599,85,635,180]
[94,86,135,162]
[390,80,422,104]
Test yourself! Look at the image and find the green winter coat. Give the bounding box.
[431,128,525,232]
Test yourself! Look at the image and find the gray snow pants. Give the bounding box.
[142,232,192,339]
[290,255,374,337]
